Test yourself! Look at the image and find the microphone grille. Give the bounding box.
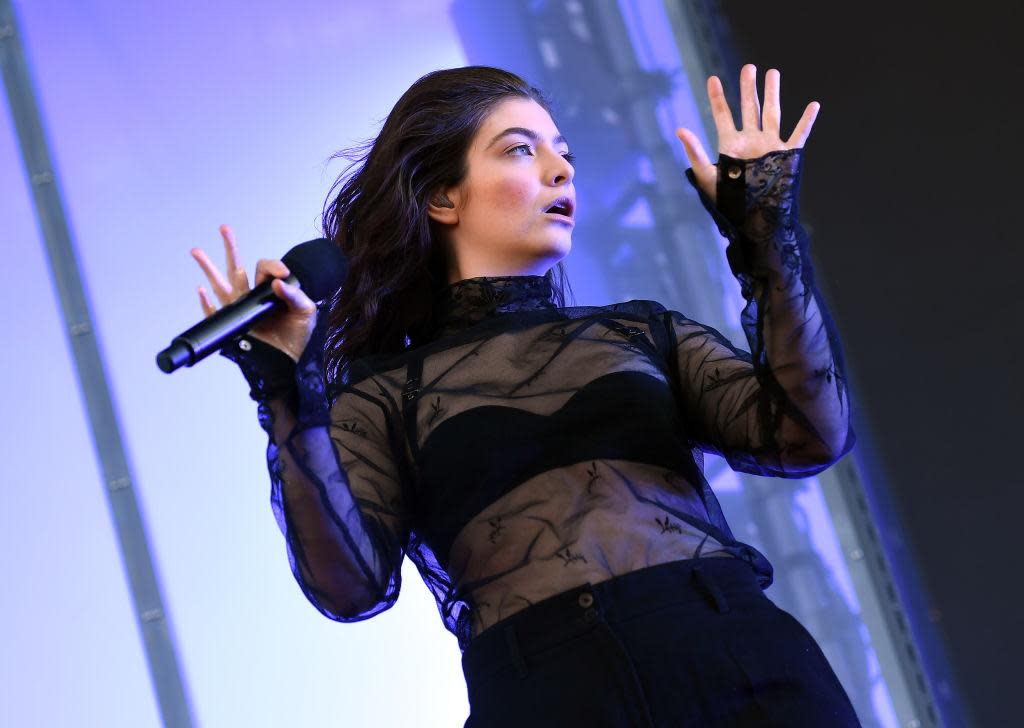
[280,238,349,302]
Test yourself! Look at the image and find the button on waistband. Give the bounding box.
[578,592,594,608]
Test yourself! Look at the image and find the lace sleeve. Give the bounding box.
[219,310,410,620]
[665,148,855,477]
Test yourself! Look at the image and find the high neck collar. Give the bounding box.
[429,275,558,339]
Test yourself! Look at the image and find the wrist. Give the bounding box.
[220,335,298,401]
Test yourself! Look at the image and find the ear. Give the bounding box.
[427,188,459,225]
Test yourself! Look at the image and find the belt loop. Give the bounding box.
[504,623,529,679]
[692,563,731,614]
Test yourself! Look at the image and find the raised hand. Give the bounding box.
[675,63,820,205]
[190,224,318,362]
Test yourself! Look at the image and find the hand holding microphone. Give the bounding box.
[156,224,348,373]
[192,224,317,362]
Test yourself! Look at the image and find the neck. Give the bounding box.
[429,274,559,340]
[445,258,558,286]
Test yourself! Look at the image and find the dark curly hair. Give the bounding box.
[319,65,573,385]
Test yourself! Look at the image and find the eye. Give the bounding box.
[507,144,576,165]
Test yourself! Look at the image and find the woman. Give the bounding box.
[190,65,859,726]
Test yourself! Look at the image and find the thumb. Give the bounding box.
[675,127,712,170]
[272,278,316,315]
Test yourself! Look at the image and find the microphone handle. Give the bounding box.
[156,274,297,373]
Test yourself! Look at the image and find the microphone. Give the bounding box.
[156,237,348,373]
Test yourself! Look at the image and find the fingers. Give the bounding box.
[197,286,216,317]
[191,226,309,325]
[190,226,250,311]
[786,101,820,149]
[190,247,234,305]
[763,68,781,137]
[705,64,812,152]
[254,258,290,287]
[190,226,309,334]
[707,75,737,138]
[271,278,316,315]
[220,224,249,293]
[740,63,761,132]
[675,127,711,169]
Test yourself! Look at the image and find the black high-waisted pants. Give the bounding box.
[460,556,861,727]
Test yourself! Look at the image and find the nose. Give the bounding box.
[551,156,574,186]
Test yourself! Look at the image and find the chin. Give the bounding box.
[538,240,571,266]
[510,233,570,270]
[542,230,572,255]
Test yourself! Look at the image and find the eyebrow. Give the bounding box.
[486,127,568,150]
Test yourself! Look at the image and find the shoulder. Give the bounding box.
[599,298,670,318]
[326,352,411,408]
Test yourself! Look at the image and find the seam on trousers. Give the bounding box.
[593,622,656,728]
[503,623,529,678]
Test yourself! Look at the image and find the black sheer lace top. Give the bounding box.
[220,148,855,652]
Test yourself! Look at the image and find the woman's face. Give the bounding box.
[431,97,576,282]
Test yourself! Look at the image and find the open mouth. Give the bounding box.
[543,196,575,220]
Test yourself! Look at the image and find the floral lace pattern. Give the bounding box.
[429,275,560,340]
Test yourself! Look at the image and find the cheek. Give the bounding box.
[488,176,535,215]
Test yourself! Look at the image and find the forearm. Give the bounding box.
[263,395,385,614]
[223,336,392,618]
[687,148,855,469]
[746,243,850,461]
